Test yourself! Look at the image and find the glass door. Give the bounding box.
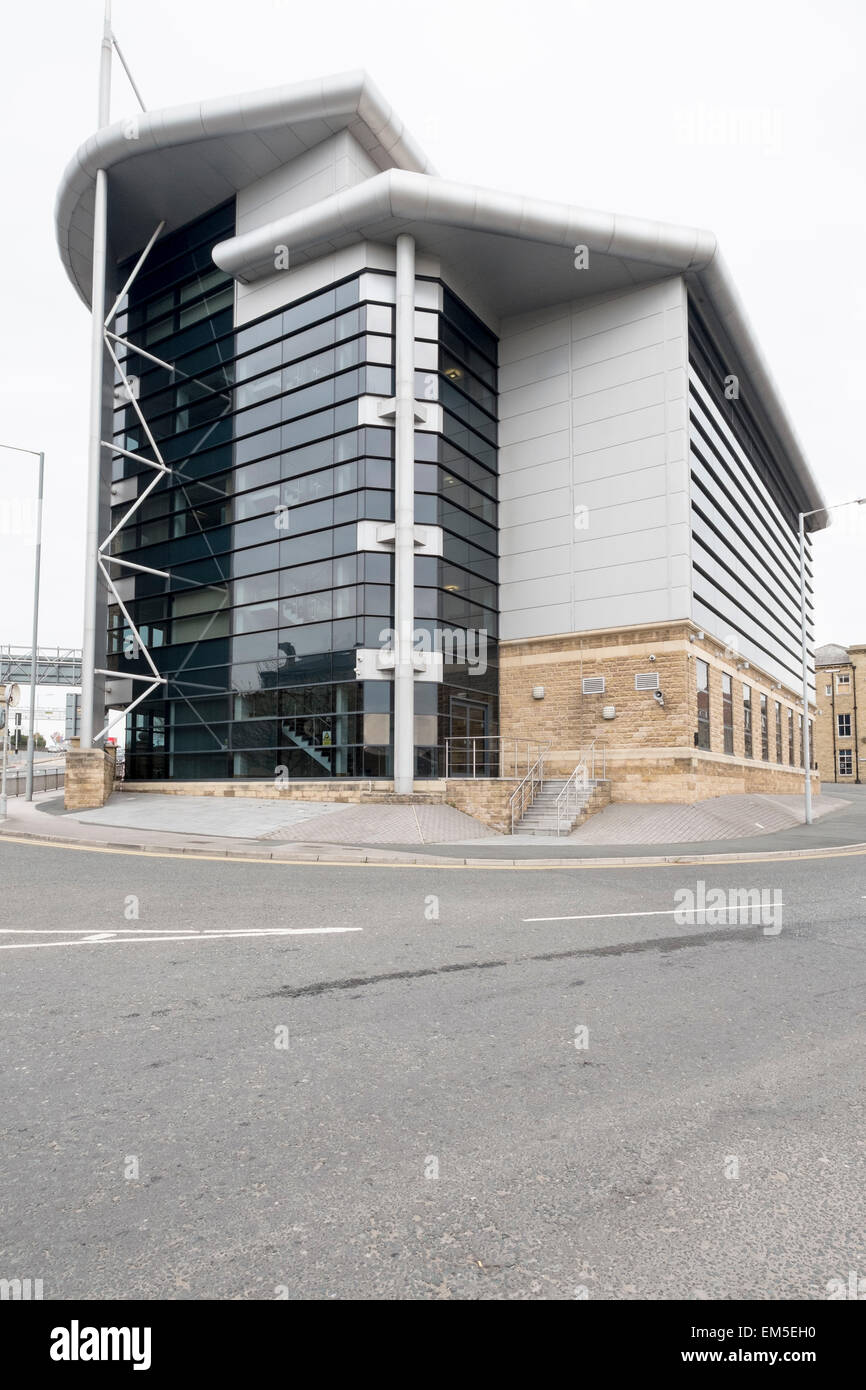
[449,698,489,776]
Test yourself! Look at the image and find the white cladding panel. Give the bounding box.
[236,130,378,234]
[235,131,381,324]
[498,278,691,640]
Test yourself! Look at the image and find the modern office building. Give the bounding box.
[56,71,825,815]
[813,643,865,783]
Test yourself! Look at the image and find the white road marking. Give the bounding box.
[0,928,199,935]
[0,926,362,952]
[522,906,783,923]
[0,927,358,936]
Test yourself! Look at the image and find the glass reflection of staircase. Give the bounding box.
[280,723,332,772]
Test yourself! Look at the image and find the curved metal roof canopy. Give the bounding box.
[55,70,435,309]
[55,70,827,525]
[210,168,826,523]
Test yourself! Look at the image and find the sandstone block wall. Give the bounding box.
[500,620,817,803]
[444,778,520,833]
[65,743,117,811]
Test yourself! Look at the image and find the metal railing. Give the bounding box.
[444,736,548,780]
[555,762,588,835]
[583,739,607,782]
[2,768,65,798]
[509,747,550,833]
[554,741,607,835]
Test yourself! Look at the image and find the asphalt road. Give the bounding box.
[4,750,65,769]
[1,839,864,1300]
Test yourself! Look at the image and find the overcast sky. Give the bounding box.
[1,0,864,654]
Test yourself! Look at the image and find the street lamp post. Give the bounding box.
[0,444,45,801]
[0,689,9,821]
[0,685,21,821]
[798,495,866,825]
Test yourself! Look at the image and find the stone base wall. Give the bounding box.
[607,751,819,804]
[444,778,520,833]
[359,790,446,805]
[65,744,117,811]
[120,779,396,802]
[573,780,612,827]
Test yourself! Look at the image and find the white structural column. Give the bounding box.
[393,233,416,794]
[80,167,109,748]
[80,2,113,748]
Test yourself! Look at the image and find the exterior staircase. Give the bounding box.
[515,777,593,835]
[511,741,610,836]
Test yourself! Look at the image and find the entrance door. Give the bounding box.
[450,698,489,776]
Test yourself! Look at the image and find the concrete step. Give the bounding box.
[517,813,588,828]
[520,792,592,808]
[519,779,613,836]
[523,798,584,813]
[521,801,580,810]
[515,776,597,834]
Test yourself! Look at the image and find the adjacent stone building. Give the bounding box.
[814,643,865,784]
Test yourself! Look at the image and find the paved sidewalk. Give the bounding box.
[0,789,495,864]
[0,784,864,867]
[71,792,348,839]
[66,790,496,846]
[564,791,843,844]
[423,784,866,860]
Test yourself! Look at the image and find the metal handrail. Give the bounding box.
[583,738,607,782]
[555,762,588,835]
[444,736,547,780]
[554,739,608,834]
[509,746,550,833]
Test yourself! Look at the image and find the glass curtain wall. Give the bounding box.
[108,209,499,780]
[414,285,499,777]
[110,201,396,779]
